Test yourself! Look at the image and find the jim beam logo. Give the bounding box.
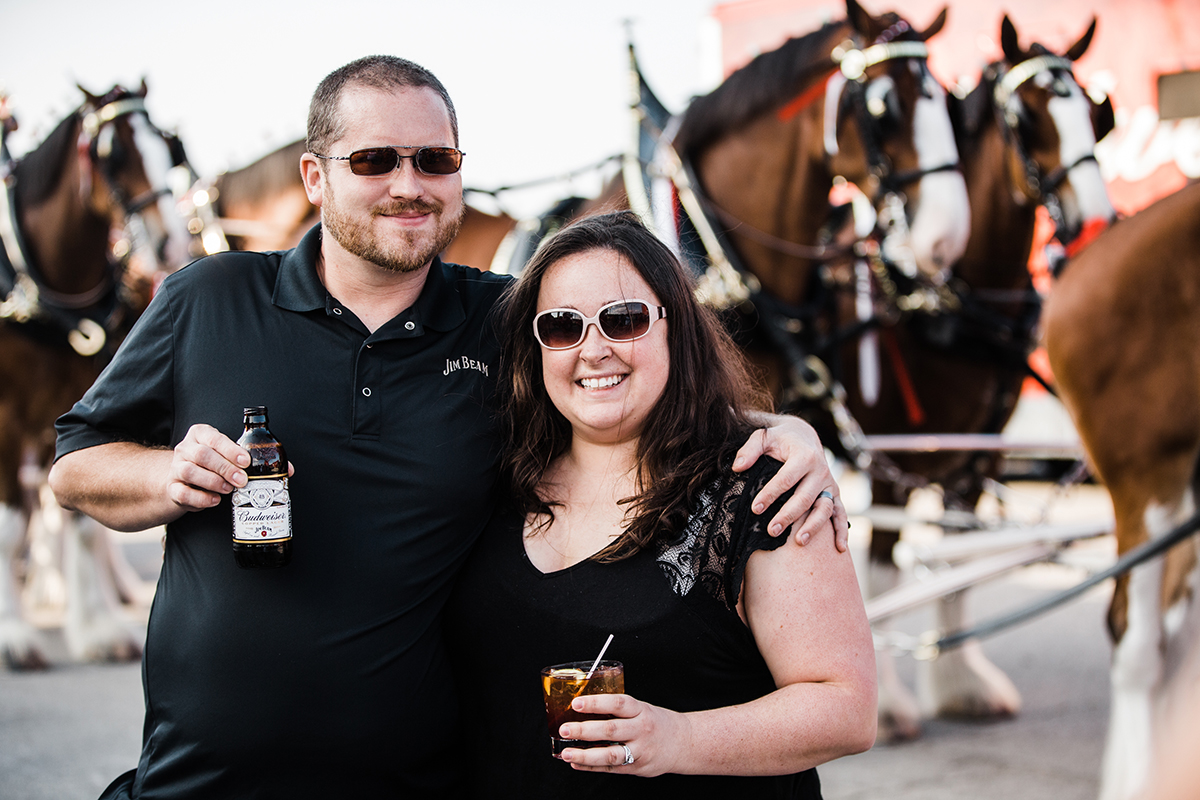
[443,354,490,377]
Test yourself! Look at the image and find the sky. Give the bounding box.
[0,0,725,217]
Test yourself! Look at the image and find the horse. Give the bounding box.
[833,16,1117,740]
[0,82,194,669]
[1045,180,1200,800]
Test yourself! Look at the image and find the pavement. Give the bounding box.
[0,480,1117,800]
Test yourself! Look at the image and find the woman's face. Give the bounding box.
[535,249,670,447]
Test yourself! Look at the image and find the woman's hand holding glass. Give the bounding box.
[556,692,686,776]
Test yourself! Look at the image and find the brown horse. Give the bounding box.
[845,16,1117,740]
[672,1,967,299]
[0,83,193,669]
[1045,181,1200,800]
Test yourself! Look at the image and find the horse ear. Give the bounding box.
[1000,16,1022,64]
[951,80,989,138]
[1066,17,1097,62]
[919,7,948,42]
[77,84,101,106]
[138,78,149,98]
[845,0,873,37]
[1092,92,1115,142]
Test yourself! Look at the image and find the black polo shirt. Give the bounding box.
[56,225,511,799]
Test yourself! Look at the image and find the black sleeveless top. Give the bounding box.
[444,457,822,799]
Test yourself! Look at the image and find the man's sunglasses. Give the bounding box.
[533,300,667,350]
[312,146,465,176]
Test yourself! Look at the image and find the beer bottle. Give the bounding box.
[231,406,292,568]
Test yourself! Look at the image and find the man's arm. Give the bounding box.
[49,425,255,532]
[735,411,850,551]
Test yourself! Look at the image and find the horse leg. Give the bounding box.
[0,503,50,670]
[62,512,143,663]
[866,479,923,741]
[916,463,1021,720]
[1099,472,1197,800]
[0,424,50,669]
[916,590,1022,718]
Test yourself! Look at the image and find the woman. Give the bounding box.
[445,211,875,797]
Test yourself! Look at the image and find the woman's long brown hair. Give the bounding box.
[496,211,772,561]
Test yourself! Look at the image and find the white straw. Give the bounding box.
[585,634,614,680]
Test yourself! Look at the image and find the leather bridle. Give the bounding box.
[990,54,1102,245]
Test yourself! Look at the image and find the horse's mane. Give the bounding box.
[12,111,81,208]
[673,20,848,157]
[215,139,308,209]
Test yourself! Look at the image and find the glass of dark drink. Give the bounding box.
[540,660,624,758]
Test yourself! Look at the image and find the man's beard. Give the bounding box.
[322,188,465,273]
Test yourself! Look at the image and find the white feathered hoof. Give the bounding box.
[61,516,144,664]
[0,620,50,671]
[918,640,1022,719]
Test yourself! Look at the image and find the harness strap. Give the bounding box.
[777,69,839,123]
[81,97,147,138]
[881,327,925,426]
[993,55,1073,109]
[0,176,28,273]
[1064,216,1109,258]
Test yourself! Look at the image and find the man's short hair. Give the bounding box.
[306,55,459,154]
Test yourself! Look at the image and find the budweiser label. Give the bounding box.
[232,477,292,542]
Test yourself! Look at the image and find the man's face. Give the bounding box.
[308,85,465,274]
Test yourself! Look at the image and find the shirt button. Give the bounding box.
[362,387,372,397]
[405,321,415,331]
[332,307,343,316]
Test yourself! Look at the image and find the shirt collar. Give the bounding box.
[273,223,467,334]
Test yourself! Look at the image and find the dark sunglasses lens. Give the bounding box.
[599,302,651,340]
[348,148,399,175]
[415,147,463,175]
[536,311,584,348]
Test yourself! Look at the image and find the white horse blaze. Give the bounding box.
[1047,81,1116,228]
[908,74,970,277]
[128,114,193,272]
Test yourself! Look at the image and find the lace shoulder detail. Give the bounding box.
[654,457,785,613]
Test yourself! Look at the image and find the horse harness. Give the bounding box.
[0,93,180,357]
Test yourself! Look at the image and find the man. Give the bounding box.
[50,56,846,799]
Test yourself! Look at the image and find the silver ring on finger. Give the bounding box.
[817,489,834,501]
[621,743,634,765]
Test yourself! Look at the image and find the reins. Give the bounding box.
[885,507,1200,660]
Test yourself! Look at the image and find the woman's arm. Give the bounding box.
[558,520,876,776]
